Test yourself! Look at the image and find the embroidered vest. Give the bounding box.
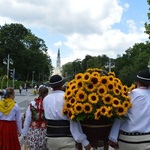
[30,98,46,129]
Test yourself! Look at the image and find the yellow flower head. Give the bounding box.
[75,73,83,80]
[88,93,99,104]
[112,98,121,107]
[100,106,107,116]
[91,71,100,77]
[90,75,100,87]
[85,83,96,92]
[107,81,114,91]
[94,109,101,120]
[74,103,83,114]
[83,102,93,113]
[115,105,127,116]
[76,90,87,102]
[129,83,136,92]
[83,72,91,82]
[97,85,107,96]
[100,76,108,85]
[102,94,113,105]
[76,80,84,89]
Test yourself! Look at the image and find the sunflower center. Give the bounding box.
[77,106,82,111]
[79,94,84,99]
[99,88,104,93]
[91,96,96,101]
[91,78,98,84]
[85,106,90,111]
[106,97,110,102]
[118,107,123,112]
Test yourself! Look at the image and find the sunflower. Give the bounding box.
[100,106,107,116]
[123,101,132,109]
[106,107,113,118]
[76,80,84,89]
[70,97,76,105]
[90,75,100,87]
[108,72,116,76]
[65,89,73,99]
[74,103,83,114]
[62,107,69,116]
[85,83,96,92]
[107,81,114,91]
[117,84,122,91]
[88,93,99,104]
[113,87,121,96]
[102,94,113,105]
[76,90,87,102]
[112,98,121,107]
[97,85,107,96]
[75,73,83,80]
[83,103,93,113]
[92,71,100,77]
[83,72,91,82]
[122,85,128,92]
[64,101,72,108]
[94,109,101,120]
[68,108,75,119]
[114,77,121,84]
[108,75,114,82]
[129,83,136,92]
[115,105,127,116]
[100,76,108,85]
[70,83,77,91]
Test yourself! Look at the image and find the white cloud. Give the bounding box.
[0,0,148,67]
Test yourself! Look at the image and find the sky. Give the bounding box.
[0,0,149,67]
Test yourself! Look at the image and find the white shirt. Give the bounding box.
[43,90,89,147]
[0,103,22,134]
[22,101,34,136]
[109,87,150,142]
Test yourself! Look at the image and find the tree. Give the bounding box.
[145,0,150,38]
[0,23,53,83]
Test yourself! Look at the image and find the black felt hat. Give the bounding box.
[136,70,150,85]
[49,75,66,87]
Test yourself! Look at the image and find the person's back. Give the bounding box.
[120,88,150,133]
[0,87,22,150]
[43,75,91,150]
[109,70,150,150]
[22,86,49,150]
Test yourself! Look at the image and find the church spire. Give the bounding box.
[56,48,61,68]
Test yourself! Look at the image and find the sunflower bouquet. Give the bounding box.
[62,68,132,121]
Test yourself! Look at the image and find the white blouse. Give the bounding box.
[0,103,22,134]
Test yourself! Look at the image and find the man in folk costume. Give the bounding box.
[108,70,150,150]
[0,87,22,150]
[43,75,91,150]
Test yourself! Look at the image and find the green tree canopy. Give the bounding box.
[0,23,53,83]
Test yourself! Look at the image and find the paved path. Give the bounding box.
[15,88,114,150]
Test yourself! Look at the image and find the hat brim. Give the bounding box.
[49,79,66,88]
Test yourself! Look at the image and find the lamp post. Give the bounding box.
[32,71,35,88]
[3,54,13,87]
[148,59,150,72]
[105,58,115,72]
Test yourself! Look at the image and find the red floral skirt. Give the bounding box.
[0,120,21,150]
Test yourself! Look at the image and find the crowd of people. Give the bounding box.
[0,69,150,150]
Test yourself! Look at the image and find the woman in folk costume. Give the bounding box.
[22,86,49,150]
[108,70,150,150]
[0,87,22,150]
